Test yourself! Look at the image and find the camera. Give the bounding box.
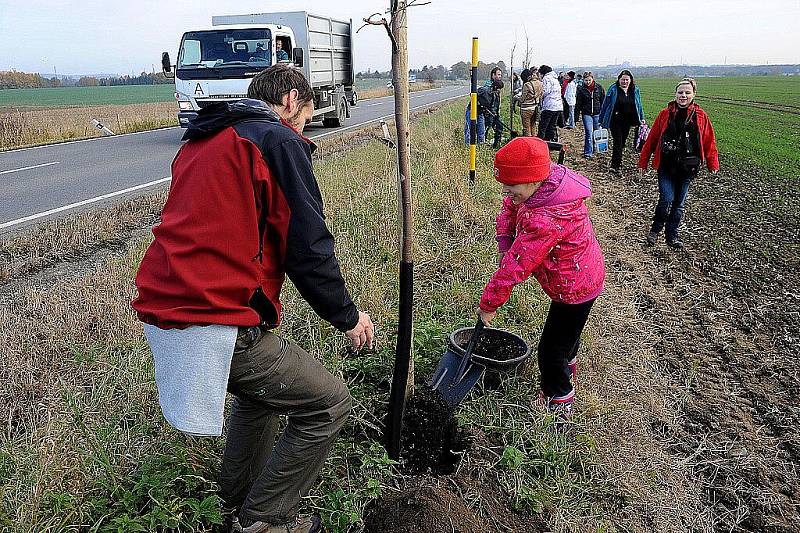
[660,137,680,156]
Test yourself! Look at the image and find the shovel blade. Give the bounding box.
[429,350,485,408]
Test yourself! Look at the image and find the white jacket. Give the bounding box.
[541,72,563,111]
[565,80,577,106]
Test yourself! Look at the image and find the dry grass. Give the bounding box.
[0,102,178,150]
[0,191,167,282]
[0,103,711,532]
[0,83,452,151]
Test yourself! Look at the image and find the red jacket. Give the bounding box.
[480,165,605,312]
[133,100,358,331]
[638,101,719,172]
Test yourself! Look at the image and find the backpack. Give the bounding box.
[476,86,494,112]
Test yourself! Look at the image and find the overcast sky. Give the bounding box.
[1,0,798,76]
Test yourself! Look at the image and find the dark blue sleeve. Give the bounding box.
[265,137,359,332]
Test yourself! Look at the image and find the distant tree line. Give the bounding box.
[0,70,172,89]
[356,62,800,82]
[356,60,509,81]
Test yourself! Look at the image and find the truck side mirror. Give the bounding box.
[293,48,303,68]
[162,52,172,73]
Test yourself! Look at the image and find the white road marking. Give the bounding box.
[0,176,172,230]
[0,161,60,175]
[0,127,179,154]
[1,88,469,229]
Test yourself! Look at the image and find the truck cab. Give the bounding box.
[165,12,356,128]
[171,24,294,126]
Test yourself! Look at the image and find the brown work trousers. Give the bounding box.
[520,107,539,137]
[220,326,352,525]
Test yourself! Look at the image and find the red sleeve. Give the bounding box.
[700,115,720,172]
[638,108,668,169]
[480,215,559,312]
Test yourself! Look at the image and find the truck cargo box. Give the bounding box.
[212,11,354,90]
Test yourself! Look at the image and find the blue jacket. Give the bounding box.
[599,83,644,128]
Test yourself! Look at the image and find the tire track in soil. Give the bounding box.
[645,92,800,116]
[560,127,800,532]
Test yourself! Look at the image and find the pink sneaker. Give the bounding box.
[548,390,575,421]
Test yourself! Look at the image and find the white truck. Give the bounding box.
[162,11,357,128]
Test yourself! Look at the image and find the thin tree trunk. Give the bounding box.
[385,0,414,461]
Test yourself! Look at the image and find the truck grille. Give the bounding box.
[195,98,245,109]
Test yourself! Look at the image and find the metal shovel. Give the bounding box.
[429,317,486,408]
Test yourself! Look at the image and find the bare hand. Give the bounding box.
[345,311,374,351]
[478,309,496,325]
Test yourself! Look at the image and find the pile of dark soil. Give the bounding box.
[363,432,549,533]
[363,483,489,533]
[398,385,467,475]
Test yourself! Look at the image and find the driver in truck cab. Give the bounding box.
[275,39,289,61]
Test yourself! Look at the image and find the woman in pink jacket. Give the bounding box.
[478,137,605,420]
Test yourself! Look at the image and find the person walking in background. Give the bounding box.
[519,68,543,137]
[464,67,503,146]
[132,65,374,533]
[575,71,605,158]
[639,78,719,249]
[478,137,605,421]
[537,65,562,142]
[599,69,645,174]
[483,67,505,149]
[564,72,577,129]
[510,71,523,115]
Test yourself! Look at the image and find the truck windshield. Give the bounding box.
[178,29,272,69]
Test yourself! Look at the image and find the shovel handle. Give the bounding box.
[454,317,485,382]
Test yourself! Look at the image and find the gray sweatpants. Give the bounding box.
[220,326,352,524]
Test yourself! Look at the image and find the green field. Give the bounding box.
[0,78,453,109]
[595,76,800,179]
[0,80,393,108]
[0,85,176,108]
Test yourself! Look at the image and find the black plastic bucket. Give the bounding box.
[448,327,530,371]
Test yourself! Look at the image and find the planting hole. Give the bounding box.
[399,385,469,475]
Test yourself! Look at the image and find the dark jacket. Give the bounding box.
[477,78,501,115]
[599,83,644,128]
[575,83,606,117]
[133,99,358,331]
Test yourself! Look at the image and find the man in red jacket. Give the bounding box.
[132,64,374,533]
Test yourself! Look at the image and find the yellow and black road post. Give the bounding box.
[469,37,478,185]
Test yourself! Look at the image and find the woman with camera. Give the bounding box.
[638,78,719,248]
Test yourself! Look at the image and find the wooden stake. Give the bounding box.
[385,0,414,461]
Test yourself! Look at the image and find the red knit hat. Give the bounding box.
[493,137,551,184]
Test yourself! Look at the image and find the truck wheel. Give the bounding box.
[322,98,347,128]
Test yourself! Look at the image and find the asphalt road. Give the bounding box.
[0,85,468,232]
